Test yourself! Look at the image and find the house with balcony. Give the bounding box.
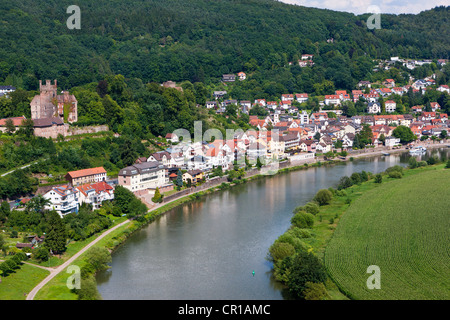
[118,161,169,193]
[43,185,79,218]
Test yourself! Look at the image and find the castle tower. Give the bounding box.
[31,80,77,123]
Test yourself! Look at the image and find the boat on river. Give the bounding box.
[409,146,427,154]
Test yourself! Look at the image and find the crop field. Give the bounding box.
[324,167,450,300]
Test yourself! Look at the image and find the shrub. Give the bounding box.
[313,189,333,206]
[385,165,403,176]
[408,157,418,169]
[337,176,352,190]
[417,161,428,167]
[32,247,49,262]
[302,282,329,300]
[350,172,362,185]
[276,233,308,252]
[269,242,295,262]
[286,251,328,299]
[375,174,382,183]
[446,160,450,169]
[360,171,369,182]
[388,171,402,179]
[426,156,439,165]
[291,211,315,229]
[289,227,314,239]
[295,202,320,215]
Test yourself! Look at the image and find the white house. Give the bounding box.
[43,185,79,218]
[295,93,308,104]
[165,132,179,143]
[205,101,218,109]
[367,102,381,114]
[324,95,340,106]
[76,181,115,210]
[299,110,309,125]
[237,72,246,81]
[385,100,397,113]
[384,136,401,147]
[118,161,169,192]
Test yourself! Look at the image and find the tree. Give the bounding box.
[392,125,416,144]
[152,187,163,203]
[4,119,15,134]
[375,173,383,183]
[0,201,10,224]
[314,132,321,141]
[33,247,49,262]
[313,189,333,206]
[268,242,295,262]
[84,247,112,273]
[333,140,343,151]
[408,157,418,169]
[297,202,320,215]
[287,251,328,299]
[25,195,51,214]
[291,211,314,229]
[175,170,183,188]
[337,176,353,190]
[302,282,329,300]
[256,157,263,169]
[350,172,362,185]
[440,130,447,140]
[44,211,67,254]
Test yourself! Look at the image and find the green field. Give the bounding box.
[0,264,50,300]
[324,167,450,300]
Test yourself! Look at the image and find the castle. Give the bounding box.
[30,80,78,123]
[29,80,107,139]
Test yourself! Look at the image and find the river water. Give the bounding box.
[96,148,449,300]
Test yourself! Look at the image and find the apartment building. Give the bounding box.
[118,161,169,192]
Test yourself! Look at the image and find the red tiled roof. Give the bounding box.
[0,116,26,126]
[66,167,107,179]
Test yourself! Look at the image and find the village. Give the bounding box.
[0,55,449,216]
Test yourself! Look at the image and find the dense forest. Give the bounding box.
[0,0,449,91]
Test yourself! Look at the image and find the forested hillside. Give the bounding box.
[0,0,448,90]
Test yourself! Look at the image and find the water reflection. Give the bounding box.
[96,148,448,300]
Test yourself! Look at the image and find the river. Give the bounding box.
[96,148,449,300]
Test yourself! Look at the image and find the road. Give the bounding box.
[0,160,44,177]
[26,219,130,300]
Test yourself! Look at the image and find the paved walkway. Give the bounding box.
[26,219,130,300]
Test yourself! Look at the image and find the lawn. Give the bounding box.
[324,166,450,299]
[0,264,50,300]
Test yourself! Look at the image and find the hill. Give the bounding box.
[324,166,450,299]
[0,0,449,90]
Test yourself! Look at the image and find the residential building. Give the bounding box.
[43,185,79,218]
[385,100,397,113]
[0,116,26,133]
[182,170,204,184]
[324,95,340,106]
[367,102,381,114]
[165,132,179,143]
[237,72,246,81]
[205,101,218,109]
[65,167,107,186]
[0,85,16,95]
[295,93,308,103]
[222,74,236,82]
[118,161,169,192]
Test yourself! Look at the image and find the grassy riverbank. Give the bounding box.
[268,159,449,300]
[324,164,450,300]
